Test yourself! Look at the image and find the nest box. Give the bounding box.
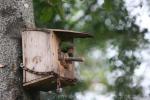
[22,28,91,91]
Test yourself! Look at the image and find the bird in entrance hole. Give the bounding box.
[60,42,74,57]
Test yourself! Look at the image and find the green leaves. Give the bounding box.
[33,0,147,100]
[50,0,65,20]
[40,7,53,23]
[33,0,65,27]
[103,0,113,11]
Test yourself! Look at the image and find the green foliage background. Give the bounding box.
[33,0,149,100]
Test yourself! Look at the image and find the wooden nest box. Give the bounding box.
[22,28,91,91]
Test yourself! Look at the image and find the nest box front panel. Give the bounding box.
[22,31,59,83]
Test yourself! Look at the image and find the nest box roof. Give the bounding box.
[51,29,92,38]
[51,29,92,39]
[25,28,92,40]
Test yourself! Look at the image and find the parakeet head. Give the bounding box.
[60,42,74,53]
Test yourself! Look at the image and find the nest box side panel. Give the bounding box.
[49,31,60,73]
[49,31,75,79]
[22,31,54,83]
[59,63,75,79]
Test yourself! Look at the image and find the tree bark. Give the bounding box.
[0,0,39,100]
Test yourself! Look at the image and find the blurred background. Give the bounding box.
[33,0,150,100]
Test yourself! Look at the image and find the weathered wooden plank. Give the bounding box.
[23,75,77,91]
[49,31,60,73]
[22,31,53,82]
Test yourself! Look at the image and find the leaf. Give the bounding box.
[103,0,113,11]
[40,7,53,23]
[52,0,65,20]
[56,4,65,20]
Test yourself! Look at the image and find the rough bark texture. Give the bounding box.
[0,0,39,100]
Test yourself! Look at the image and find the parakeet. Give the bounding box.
[60,42,74,57]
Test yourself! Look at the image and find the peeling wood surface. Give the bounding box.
[22,31,51,82]
[22,31,59,83]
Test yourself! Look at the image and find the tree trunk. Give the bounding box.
[0,0,40,100]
